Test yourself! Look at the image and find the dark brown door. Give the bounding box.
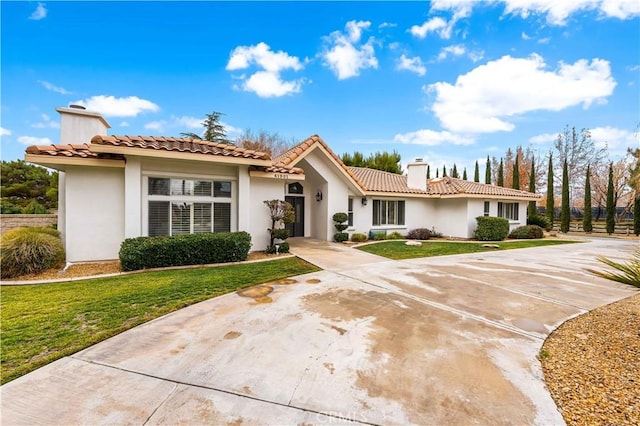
[285,196,304,237]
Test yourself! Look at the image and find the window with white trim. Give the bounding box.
[348,198,354,227]
[147,177,232,236]
[483,201,490,216]
[372,200,405,226]
[497,202,519,221]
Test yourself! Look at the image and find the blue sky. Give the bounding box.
[2,1,639,173]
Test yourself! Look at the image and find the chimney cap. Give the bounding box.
[68,104,86,110]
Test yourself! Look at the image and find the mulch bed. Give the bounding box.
[541,293,640,425]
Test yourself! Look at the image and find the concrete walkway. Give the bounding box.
[1,237,636,425]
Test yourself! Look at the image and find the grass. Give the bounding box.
[357,239,580,260]
[0,257,318,384]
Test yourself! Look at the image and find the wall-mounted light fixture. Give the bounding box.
[361,197,368,206]
[316,191,323,202]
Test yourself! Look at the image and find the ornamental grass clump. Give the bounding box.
[0,227,65,278]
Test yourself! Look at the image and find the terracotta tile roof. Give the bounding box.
[25,144,125,161]
[274,135,366,189]
[249,165,305,175]
[349,167,426,194]
[91,135,271,160]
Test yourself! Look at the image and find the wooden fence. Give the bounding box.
[552,222,637,235]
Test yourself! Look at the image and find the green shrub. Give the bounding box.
[334,232,349,243]
[332,212,349,232]
[373,233,387,241]
[119,231,251,271]
[271,228,290,241]
[527,214,552,231]
[474,216,509,241]
[1,227,65,278]
[22,200,48,214]
[266,242,290,254]
[509,225,544,239]
[387,231,404,240]
[350,233,368,243]
[406,228,431,240]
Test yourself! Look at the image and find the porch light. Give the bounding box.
[361,197,368,206]
[315,190,323,202]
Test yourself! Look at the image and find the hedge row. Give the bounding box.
[119,231,252,271]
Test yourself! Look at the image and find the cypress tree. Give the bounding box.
[634,192,640,236]
[560,159,570,233]
[474,160,480,182]
[583,165,592,233]
[513,154,520,190]
[462,168,468,180]
[452,164,458,178]
[436,168,439,178]
[443,165,447,177]
[528,157,536,220]
[426,165,430,179]
[497,159,504,187]
[546,153,554,225]
[606,162,615,234]
[485,156,491,184]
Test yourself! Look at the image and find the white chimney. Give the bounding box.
[407,158,428,191]
[56,105,110,144]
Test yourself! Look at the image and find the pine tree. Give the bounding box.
[443,165,447,177]
[634,192,640,236]
[606,162,615,234]
[583,165,592,233]
[561,159,570,233]
[513,154,520,190]
[546,154,555,225]
[528,157,536,220]
[462,168,468,180]
[474,160,480,182]
[497,159,504,187]
[426,165,430,179]
[452,164,458,178]
[485,156,491,184]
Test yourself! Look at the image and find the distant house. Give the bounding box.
[25,106,540,263]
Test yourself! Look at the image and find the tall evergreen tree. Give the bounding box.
[451,164,458,178]
[546,153,555,225]
[583,165,592,233]
[436,168,439,178]
[513,154,520,190]
[474,160,480,182]
[180,111,228,143]
[560,159,570,233]
[485,156,491,184]
[606,162,615,234]
[634,192,640,236]
[497,159,504,187]
[462,168,468,180]
[528,157,536,220]
[426,165,430,179]
[442,165,447,177]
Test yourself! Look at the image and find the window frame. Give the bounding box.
[497,202,519,221]
[483,201,490,217]
[348,197,354,227]
[372,199,405,227]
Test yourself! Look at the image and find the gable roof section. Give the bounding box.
[274,135,366,192]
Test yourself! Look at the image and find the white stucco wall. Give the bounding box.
[432,198,469,238]
[63,166,125,262]
[249,177,286,251]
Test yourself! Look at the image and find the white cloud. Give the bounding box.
[521,32,532,40]
[410,0,473,39]
[29,3,47,20]
[394,129,474,146]
[144,121,166,132]
[538,37,551,44]
[37,80,72,95]
[17,136,52,146]
[437,44,484,62]
[590,126,638,150]
[31,113,60,129]
[73,95,159,117]
[397,54,427,76]
[410,17,451,39]
[528,132,558,144]
[222,121,242,136]
[427,54,616,133]
[501,0,640,25]
[119,121,129,127]
[226,42,305,97]
[378,22,397,29]
[172,115,202,129]
[628,64,640,71]
[322,20,378,80]
[0,127,12,136]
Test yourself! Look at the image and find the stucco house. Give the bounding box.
[25,106,540,263]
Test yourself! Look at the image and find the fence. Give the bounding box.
[0,214,58,234]
[551,222,637,235]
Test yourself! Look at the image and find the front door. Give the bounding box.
[285,196,304,237]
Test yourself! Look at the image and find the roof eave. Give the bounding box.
[24,154,125,171]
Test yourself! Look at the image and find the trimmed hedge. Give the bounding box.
[474,216,509,241]
[509,225,544,239]
[1,227,65,278]
[406,228,431,240]
[527,214,552,231]
[119,232,252,271]
[334,232,349,243]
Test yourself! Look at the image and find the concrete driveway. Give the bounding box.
[1,237,636,425]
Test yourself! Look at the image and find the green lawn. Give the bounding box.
[357,239,581,260]
[0,257,318,384]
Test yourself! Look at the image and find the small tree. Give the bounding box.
[634,192,640,236]
[485,156,491,184]
[462,168,468,180]
[264,200,294,248]
[528,157,536,220]
[512,154,520,190]
[474,160,480,182]
[426,165,430,179]
[451,164,458,178]
[560,159,570,233]
[583,165,593,233]
[497,158,504,187]
[546,153,555,226]
[606,162,615,234]
[332,212,349,242]
[442,164,447,177]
